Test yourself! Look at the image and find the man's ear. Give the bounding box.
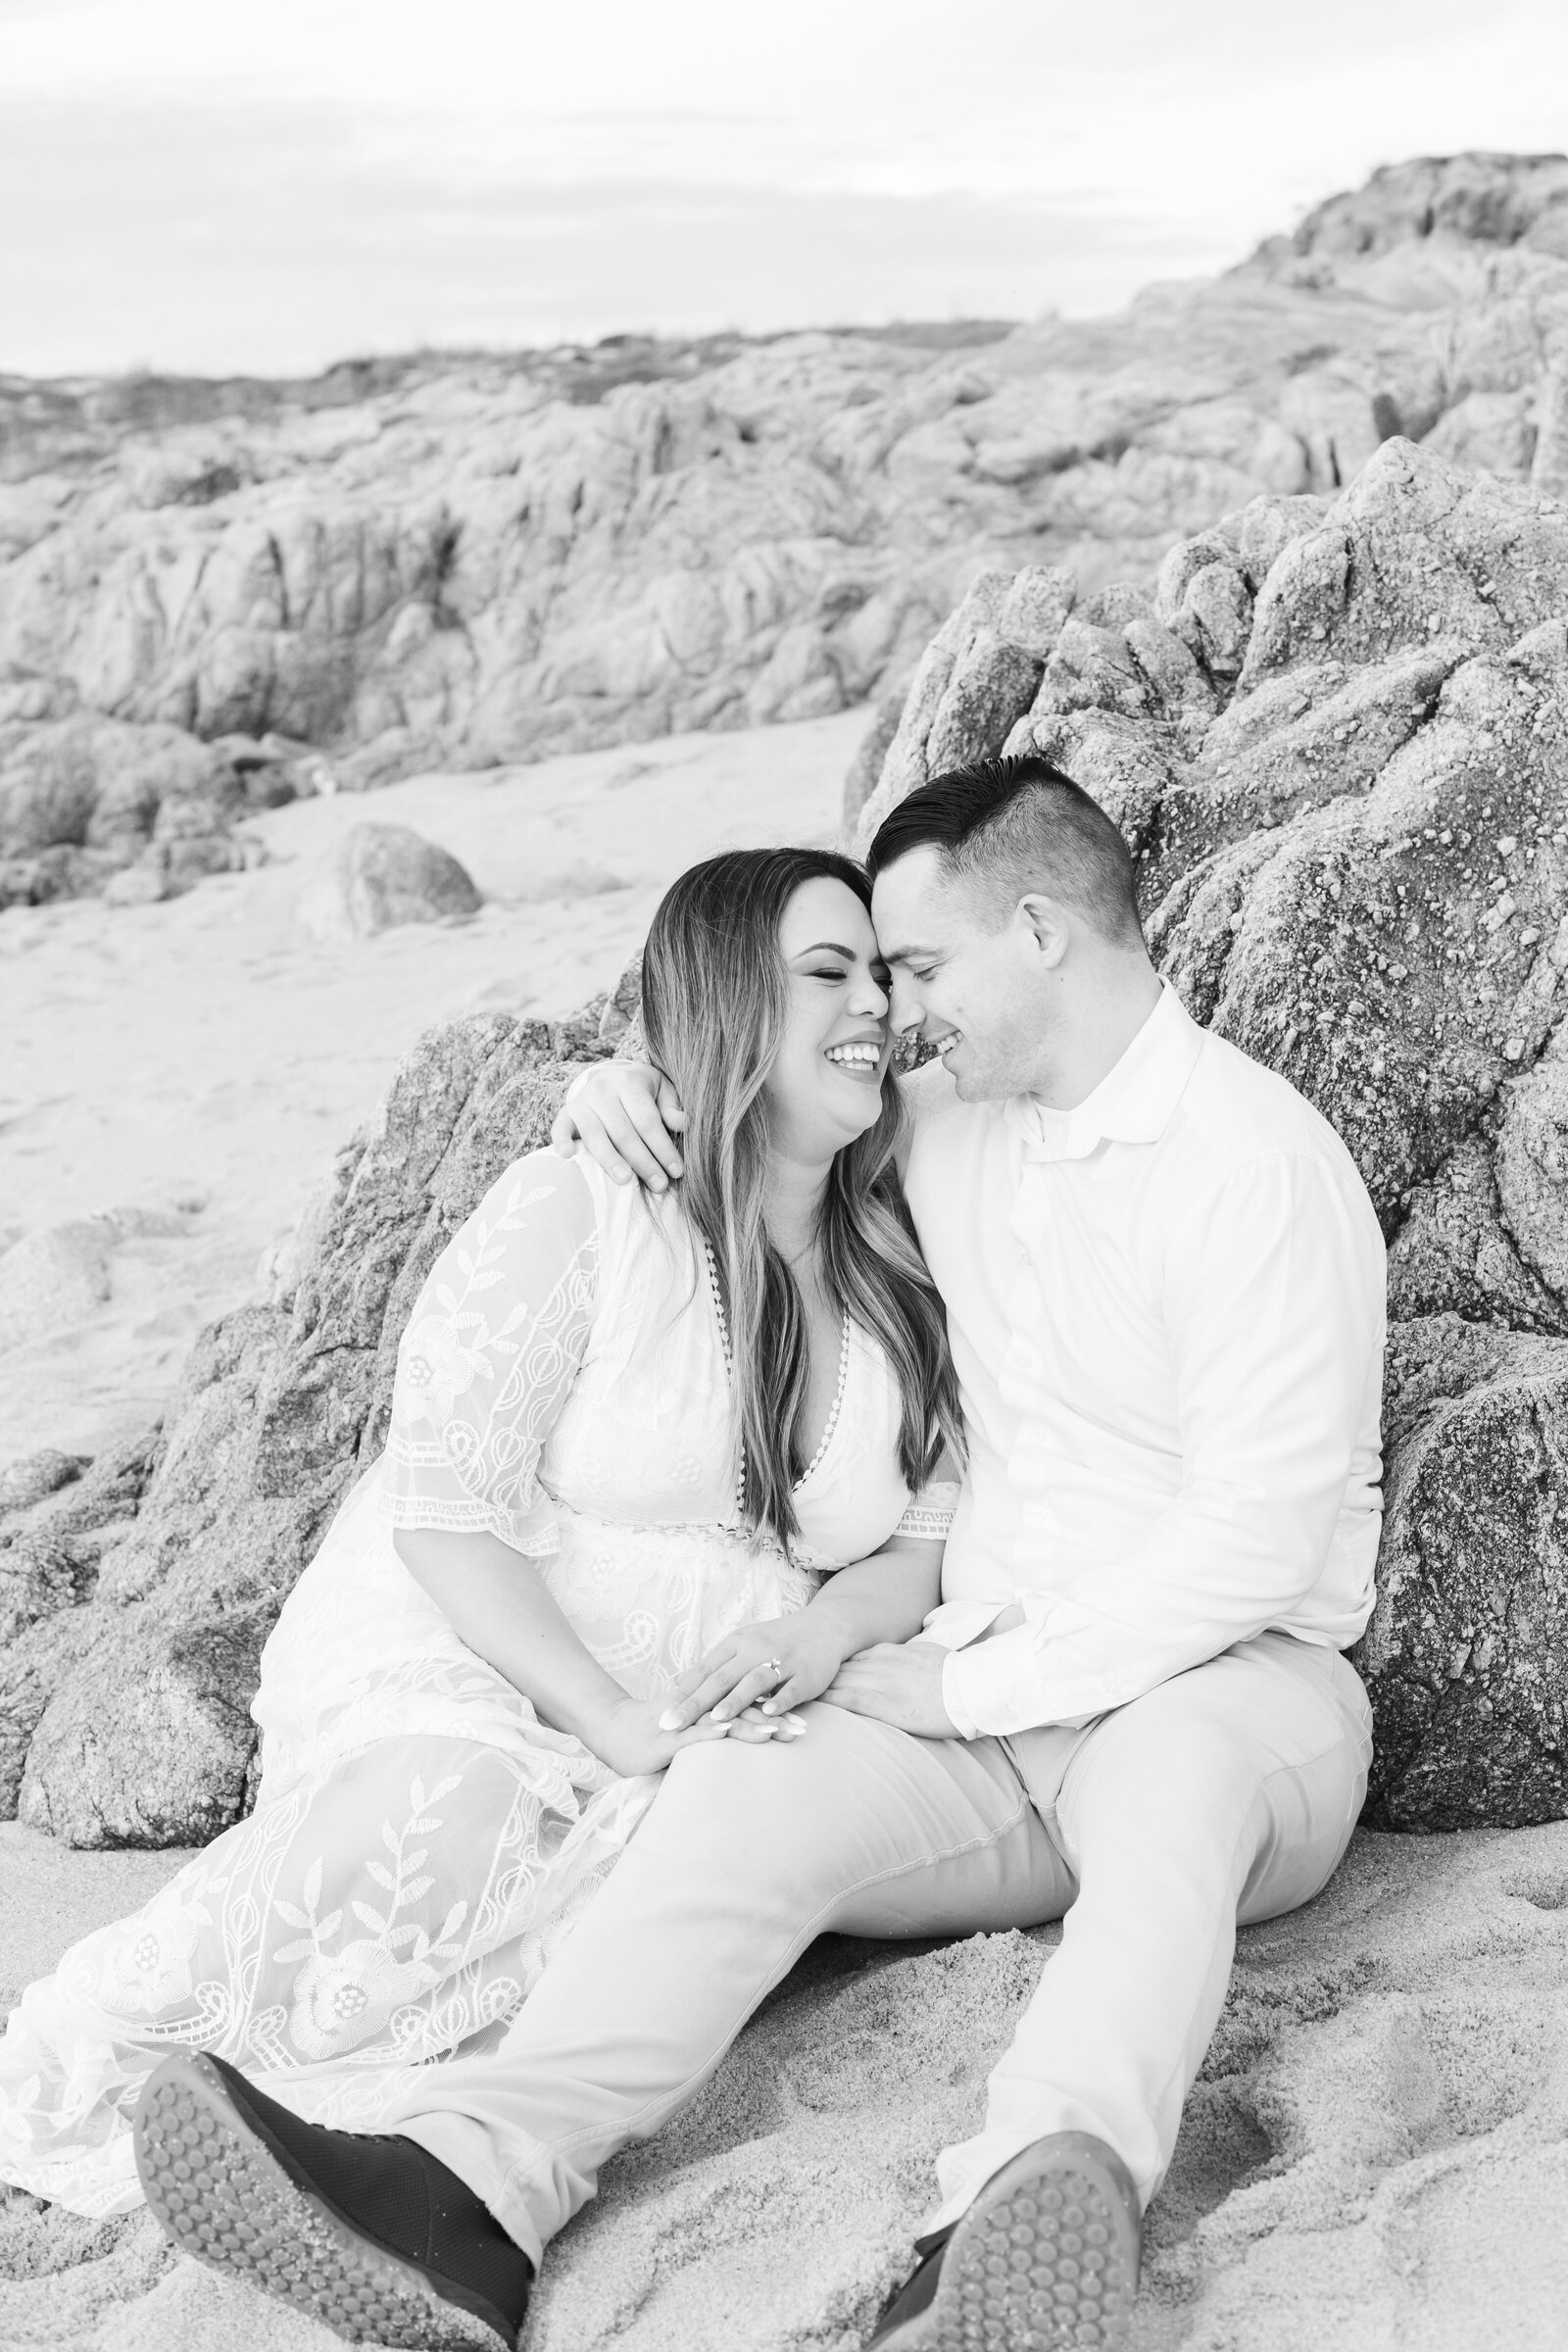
[1014,893,1070,971]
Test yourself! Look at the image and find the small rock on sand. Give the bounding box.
[295,821,482,942]
[0,1228,114,1352]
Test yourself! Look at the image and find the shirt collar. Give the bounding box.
[1004,983,1203,1164]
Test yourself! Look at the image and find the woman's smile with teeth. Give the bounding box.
[825,1042,881,1067]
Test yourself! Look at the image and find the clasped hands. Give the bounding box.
[655,1612,956,1747]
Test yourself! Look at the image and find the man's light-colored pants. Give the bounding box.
[385,1631,1372,2268]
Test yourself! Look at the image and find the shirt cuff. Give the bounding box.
[940,1652,984,1740]
[917,1599,1007,1650]
[942,1595,1065,1740]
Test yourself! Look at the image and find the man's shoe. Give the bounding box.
[132,2051,532,2351]
[864,2132,1141,2350]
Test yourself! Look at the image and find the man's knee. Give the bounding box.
[1078,1693,1254,1801]
[1064,1660,1364,1909]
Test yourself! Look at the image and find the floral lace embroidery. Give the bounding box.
[0,1148,931,2219]
[380,1167,600,1557]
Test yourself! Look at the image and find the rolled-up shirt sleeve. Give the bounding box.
[942,1151,1386,1739]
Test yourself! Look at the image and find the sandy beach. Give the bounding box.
[7,1812,1568,2351]
[0,710,860,1473]
[5,628,1568,2350]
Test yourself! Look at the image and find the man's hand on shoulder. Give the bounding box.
[819,1639,957,1739]
[551,1062,689,1191]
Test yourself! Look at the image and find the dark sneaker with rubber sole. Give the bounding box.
[132,2050,531,2351]
[864,2131,1141,2350]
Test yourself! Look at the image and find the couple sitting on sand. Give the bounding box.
[0,755,1385,2352]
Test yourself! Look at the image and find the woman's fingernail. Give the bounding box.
[782,1725,806,1739]
[783,1713,806,1730]
[659,1709,683,1732]
[760,1700,778,1716]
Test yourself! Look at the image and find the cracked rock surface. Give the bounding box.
[854,435,1568,1832]
[6,438,1568,1841]
[0,1006,611,1846]
[7,151,1568,907]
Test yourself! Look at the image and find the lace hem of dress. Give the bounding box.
[893,1479,960,1542]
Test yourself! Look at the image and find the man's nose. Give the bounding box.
[887,972,922,1033]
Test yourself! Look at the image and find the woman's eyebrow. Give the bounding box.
[790,940,862,959]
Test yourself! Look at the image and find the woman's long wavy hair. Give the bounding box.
[640,846,965,1551]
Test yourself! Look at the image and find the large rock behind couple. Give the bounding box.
[5,151,1568,906]
[5,436,1568,1849]
[0,1003,612,1846]
[852,432,1568,1836]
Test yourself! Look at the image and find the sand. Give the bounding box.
[6,704,1568,2349]
[6,1819,1568,2350]
[0,710,860,1473]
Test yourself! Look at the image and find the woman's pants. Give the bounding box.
[383,1632,1373,2267]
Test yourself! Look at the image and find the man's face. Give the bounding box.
[871,847,1058,1101]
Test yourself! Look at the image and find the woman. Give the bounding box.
[0,847,962,2218]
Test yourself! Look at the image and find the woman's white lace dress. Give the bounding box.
[0,1150,954,2216]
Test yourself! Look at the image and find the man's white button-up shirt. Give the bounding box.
[901,984,1388,1740]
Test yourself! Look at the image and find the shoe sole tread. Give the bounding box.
[133,2054,508,2351]
[879,2139,1138,2351]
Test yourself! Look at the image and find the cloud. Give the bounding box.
[0,96,1235,373]
[1,1,1565,373]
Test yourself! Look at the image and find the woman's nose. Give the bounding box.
[852,969,891,1018]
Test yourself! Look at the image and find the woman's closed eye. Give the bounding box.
[808,962,890,991]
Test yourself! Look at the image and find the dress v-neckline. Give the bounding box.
[700,1238,853,1497]
[794,1310,852,1494]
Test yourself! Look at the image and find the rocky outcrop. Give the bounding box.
[851,435,1568,1831]
[5,155,1568,905]
[0,1003,612,1845]
[10,438,1568,1840]
[1251,152,1568,272]
[9,187,1568,1842]
[295,820,482,941]
[1365,1319,1568,1830]
[0,1434,158,1816]
[0,714,260,909]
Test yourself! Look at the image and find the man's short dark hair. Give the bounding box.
[865,754,1144,948]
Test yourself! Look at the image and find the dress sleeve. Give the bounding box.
[378,1150,599,1558]
[892,1479,961,1543]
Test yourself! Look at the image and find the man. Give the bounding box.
[132,757,1384,2352]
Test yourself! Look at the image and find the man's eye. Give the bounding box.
[910,968,935,984]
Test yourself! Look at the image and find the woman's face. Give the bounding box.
[761,875,893,1162]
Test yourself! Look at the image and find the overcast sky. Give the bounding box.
[3,0,1566,377]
